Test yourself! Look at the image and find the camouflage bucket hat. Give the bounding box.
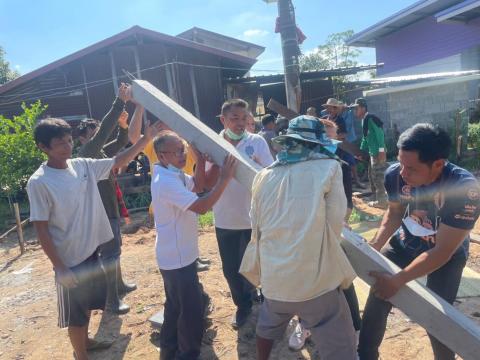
[272,115,337,147]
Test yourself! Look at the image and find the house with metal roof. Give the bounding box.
[348,0,480,77]
[0,26,261,131]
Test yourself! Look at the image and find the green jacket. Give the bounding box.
[78,97,127,219]
[360,114,385,157]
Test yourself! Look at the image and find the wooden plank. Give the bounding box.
[131,80,262,188]
[13,203,25,254]
[266,98,368,159]
[132,80,480,359]
[341,229,480,360]
[0,218,29,241]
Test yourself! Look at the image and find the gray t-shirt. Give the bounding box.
[27,158,115,267]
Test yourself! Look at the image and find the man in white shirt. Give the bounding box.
[205,99,274,329]
[27,118,161,360]
[151,131,237,360]
[245,116,357,360]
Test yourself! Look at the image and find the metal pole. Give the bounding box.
[277,0,301,112]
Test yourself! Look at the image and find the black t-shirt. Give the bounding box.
[384,162,480,259]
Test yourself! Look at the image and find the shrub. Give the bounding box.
[468,123,480,150]
[0,101,47,198]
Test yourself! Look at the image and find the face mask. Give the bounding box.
[225,128,246,141]
[167,164,182,173]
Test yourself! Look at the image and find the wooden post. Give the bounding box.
[109,50,119,96]
[80,64,93,118]
[13,203,25,254]
[131,80,480,358]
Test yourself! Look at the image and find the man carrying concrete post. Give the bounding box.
[353,98,388,208]
[358,124,480,360]
[243,115,357,360]
[77,83,137,314]
[205,99,274,329]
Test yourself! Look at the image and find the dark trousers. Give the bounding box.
[343,284,362,331]
[358,245,466,360]
[160,261,205,360]
[215,228,254,311]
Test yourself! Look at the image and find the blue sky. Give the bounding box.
[0,0,414,76]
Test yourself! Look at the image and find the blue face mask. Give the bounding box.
[167,164,182,173]
[225,128,246,141]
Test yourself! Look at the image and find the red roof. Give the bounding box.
[0,25,257,95]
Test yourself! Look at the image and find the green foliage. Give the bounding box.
[0,101,47,197]
[123,192,152,209]
[199,211,214,228]
[467,123,480,150]
[300,30,361,71]
[0,46,20,85]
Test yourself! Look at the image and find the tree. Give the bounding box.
[300,30,363,98]
[0,46,20,85]
[300,30,361,71]
[0,101,47,198]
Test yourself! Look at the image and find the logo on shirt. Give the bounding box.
[245,145,255,158]
[467,188,480,201]
[401,185,413,200]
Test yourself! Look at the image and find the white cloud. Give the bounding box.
[243,29,269,38]
[231,12,275,27]
[14,64,21,70]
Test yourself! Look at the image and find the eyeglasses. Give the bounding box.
[159,150,187,157]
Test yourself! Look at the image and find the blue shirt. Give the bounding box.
[384,162,480,259]
[342,109,357,143]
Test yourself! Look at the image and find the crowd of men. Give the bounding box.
[26,83,480,360]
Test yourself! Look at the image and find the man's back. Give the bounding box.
[251,158,356,302]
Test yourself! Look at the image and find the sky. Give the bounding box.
[0,0,415,76]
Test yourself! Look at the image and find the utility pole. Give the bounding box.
[276,0,301,112]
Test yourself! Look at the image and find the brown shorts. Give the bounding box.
[56,250,106,328]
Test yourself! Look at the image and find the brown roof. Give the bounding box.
[0,25,257,95]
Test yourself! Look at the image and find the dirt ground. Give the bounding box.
[1,213,480,360]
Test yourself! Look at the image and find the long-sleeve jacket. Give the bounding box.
[360,113,385,157]
[78,97,127,219]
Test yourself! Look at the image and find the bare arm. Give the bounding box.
[205,163,220,190]
[33,221,78,288]
[370,201,406,251]
[371,223,469,300]
[128,104,144,144]
[188,155,236,215]
[113,121,162,170]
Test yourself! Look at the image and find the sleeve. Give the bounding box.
[371,121,386,150]
[384,165,401,203]
[441,179,480,230]
[336,116,347,135]
[158,178,199,211]
[255,137,274,167]
[84,158,115,181]
[78,97,125,158]
[325,163,347,238]
[103,127,129,157]
[26,179,51,222]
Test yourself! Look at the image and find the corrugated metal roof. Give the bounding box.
[0,26,256,96]
[226,64,383,84]
[435,0,480,22]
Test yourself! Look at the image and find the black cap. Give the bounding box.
[352,98,367,108]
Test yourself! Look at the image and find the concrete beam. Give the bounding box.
[132,79,480,359]
[131,80,262,188]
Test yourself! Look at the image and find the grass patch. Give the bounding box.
[199,211,214,228]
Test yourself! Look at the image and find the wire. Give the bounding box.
[0,61,286,100]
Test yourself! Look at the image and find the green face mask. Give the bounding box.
[225,128,246,141]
